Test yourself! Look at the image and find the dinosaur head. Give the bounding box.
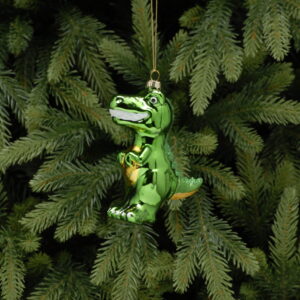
[109,90,172,137]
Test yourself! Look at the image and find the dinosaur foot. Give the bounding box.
[107,203,158,224]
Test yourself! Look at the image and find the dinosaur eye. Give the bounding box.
[116,96,123,104]
[149,97,158,104]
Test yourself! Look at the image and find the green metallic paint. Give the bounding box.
[108,89,203,224]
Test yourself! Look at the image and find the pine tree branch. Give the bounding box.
[283,0,300,19]
[0,180,8,220]
[271,160,299,202]
[190,47,220,115]
[291,18,300,51]
[91,226,127,286]
[26,253,52,278]
[0,232,25,300]
[169,132,191,176]
[173,224,202,292]
[28,262,98,300]
[131,0,152,69]
[53,162,121,241]
[171,0,242,114]
[77,37,116,103]
[206,94,300,126]
[0,119,92,172]
[237,151,265,199]
[220,119,263,153]
[243,0,266,57]
[111,225,151,300]
[179,5,204,29]
[22,156,121,236]
[14,0,37,10]
[246,97,300,125]
[19,197,69,234]
[100,37,146,88]
[8,17,33,56]
[194,157,245,201]
[49,75,124,138]
[18,232,40,253]
[170,28,201,81]
[234,151,272,245]
[0,70,27,123]
[144,251,174,289]
[14,43,37,89]
[205,216,259,275]
[243,63,295,96]
[25,78,49,132]
[270,187,299,268]
[0,96,11,150]
[160,30,188,84]
[165,204,187,245]
[239,282,260,300]
[47,9,78,83]
[30,154,120,193]
[92,223,158,300]
[218,22,243,82]
[174,196,235,299]
[0,26,9,68]
[262,0,291,60]
[180,129,218,155]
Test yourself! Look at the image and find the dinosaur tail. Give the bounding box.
[170,177,203,200]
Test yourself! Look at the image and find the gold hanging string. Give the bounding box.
[150,0,160,82]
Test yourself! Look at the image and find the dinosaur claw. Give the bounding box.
[126,212,137,223]
[108,203,157,223]
[120,211,127,220]
[114,209,123,219]
[107,207,117,217]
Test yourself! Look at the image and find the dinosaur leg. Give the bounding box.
[118,183,162,223]
[107,169,146,220]
[107,188,134,219]
[108,195,137,220]
[108,168,163,223]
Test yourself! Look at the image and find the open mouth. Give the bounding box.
[109,109,149,122]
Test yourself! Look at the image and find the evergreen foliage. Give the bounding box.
[0,0,299,299]
[240,187,300,299]
[8,17,33,56]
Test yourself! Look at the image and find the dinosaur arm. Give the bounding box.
[125,145,152,166]
[118,151,126,165]
[139,145,152,163]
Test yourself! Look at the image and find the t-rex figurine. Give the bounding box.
[108,89,203,223]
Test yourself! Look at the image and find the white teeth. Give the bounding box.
[109,109,148,121]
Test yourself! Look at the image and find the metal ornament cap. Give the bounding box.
[146,79,161,90]
[147,69,161,90]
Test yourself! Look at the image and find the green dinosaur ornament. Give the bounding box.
[108,89,203,224]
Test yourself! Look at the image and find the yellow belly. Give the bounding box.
[125,165,139,185]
